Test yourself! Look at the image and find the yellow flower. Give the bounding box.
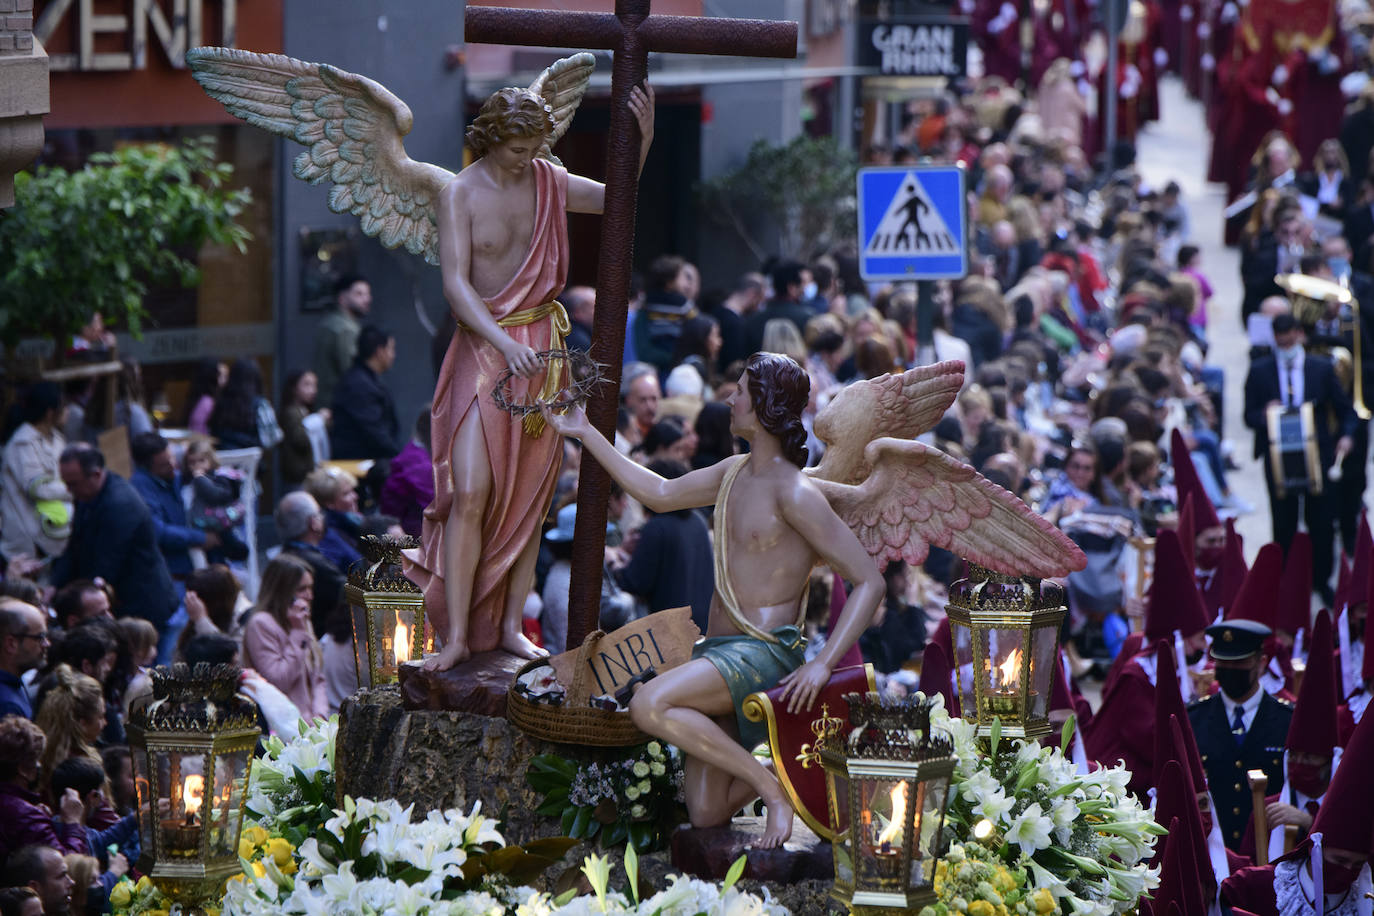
[134,877,153,895]
[241,825,270,849]
[264,837,295,867]
[970,900,995,916]
[148,910,169,916]
[281,858,298,876]
[251,861,266,878]
[238,838,255,860]
[109,883,132,908]
[1033,889,1055,915]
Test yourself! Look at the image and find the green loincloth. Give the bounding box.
[692,625,806,750]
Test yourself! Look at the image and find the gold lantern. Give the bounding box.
[126,664,258,911]
[946,565,1067,741]
[348,534,433,686]
[820,693,956,916]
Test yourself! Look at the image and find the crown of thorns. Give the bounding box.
[491,348,606,416]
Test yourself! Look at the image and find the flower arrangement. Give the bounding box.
[925,843,1054,916]
[243,716,338,846]
[112,717,790,916]
[929,702,1163,916]
[527,741,685,851]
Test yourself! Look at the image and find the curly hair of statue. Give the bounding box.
[464,87,557,158]
[746,352,810,468]
[491,348,606,416]
[506,630,649,747]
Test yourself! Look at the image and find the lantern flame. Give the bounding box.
[394,618,411,663]
[877,782,908,845]
[996,647,1022,689]
[182,774,204,817]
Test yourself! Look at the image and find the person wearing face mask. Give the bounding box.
[1221,707,1374,916]
[1085,529,1211,800]
[1188,617,1295,853]
[1239,609,1340,863]
[1245,313,1358,605]
[1170,431,1231,593]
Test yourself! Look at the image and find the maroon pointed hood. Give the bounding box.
[1310,701,1374,852]
[1205,518,1246,615]
[1147,529,1212,640]
[1172,429,1221,533]
[1287,609,1339,756]
[1277,532,1314,637]
[1226,542,1283,630]
[1155,644,1209,791]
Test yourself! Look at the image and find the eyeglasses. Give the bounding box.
[14,631,49,643]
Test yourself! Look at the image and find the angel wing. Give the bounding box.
[529,53,596,166]
[808,360,966,486]
[187,46,456,265]
[813,437,1087,578]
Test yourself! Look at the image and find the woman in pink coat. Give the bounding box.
[241,554,328,722]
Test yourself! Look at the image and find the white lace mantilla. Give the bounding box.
[1276,860,1365,916]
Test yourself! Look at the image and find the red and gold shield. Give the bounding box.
[742,664,877,841]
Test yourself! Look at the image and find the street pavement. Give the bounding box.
[1134,75,1284,561]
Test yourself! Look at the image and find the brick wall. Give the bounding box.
[0,0,35,56]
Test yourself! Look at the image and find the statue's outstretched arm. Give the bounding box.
[541,403,730,512]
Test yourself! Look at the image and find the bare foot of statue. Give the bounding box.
[755,784,795,849]
[424,641,472,671]
[500,629,549,660]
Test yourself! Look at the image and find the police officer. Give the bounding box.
[1188,618,1294,852]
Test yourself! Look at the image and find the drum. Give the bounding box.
[1266,403,1321,497]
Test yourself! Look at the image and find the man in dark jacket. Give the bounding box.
[54,445,176,631]
[128,432,217,580]
[331,324,401,460]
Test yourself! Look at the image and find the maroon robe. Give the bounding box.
[1220,865,1280,916]
[1084,649,1158,799]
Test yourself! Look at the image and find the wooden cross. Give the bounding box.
[466,2,798,651]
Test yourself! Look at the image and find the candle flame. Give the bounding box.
[877,782,908,845]
[394,619,411,663]
[182,774,204,816]
[996,647,1022,689]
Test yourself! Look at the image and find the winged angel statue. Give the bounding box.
[541,353,1084,848]
[187,47,656,670]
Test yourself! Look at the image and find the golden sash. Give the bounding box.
[458,299,570,437]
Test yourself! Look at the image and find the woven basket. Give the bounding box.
[506,630,649,747]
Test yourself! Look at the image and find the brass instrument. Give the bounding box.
[1277,272,1369,419]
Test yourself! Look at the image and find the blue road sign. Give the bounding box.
[857,165,968,280]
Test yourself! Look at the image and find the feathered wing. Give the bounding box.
[186,46,455,265]
[809,360,966,485]
[814,437,1087,577]
[529,52,596,166]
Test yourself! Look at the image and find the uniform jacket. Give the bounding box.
[1188,691,1294,851]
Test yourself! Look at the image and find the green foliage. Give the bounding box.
[528,742,686,853]
[697,134,858,261]
[0,137,252,347]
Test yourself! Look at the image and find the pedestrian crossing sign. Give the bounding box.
[857,165,968,280]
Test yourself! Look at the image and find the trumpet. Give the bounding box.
[1276,272,1369,420]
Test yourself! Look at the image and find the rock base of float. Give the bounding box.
[337,689,841,912]
[671,817,839,915]
[337,686,555,844]
[396,650,526,715]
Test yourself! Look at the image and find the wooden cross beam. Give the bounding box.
[466,2,798,651]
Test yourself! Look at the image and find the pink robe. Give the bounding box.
[403,158,569,652]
